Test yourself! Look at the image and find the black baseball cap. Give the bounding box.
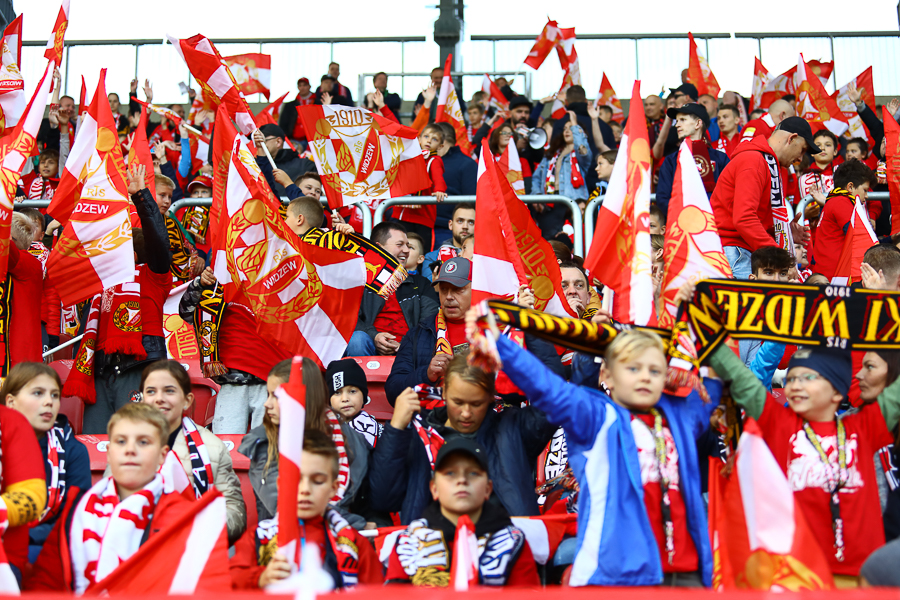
[432,257,472,288]
[259,123,286,140]
[508,96,533,111]
[666,103,710,130]
[777,116,822,155]
[669,83,699,101]
[434,437,489,473]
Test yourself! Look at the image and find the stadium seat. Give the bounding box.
[50,359,85,434]
[189,381,220,428]
[351,356,395,420]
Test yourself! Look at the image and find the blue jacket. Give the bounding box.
[531,125,593,201]
[654,145,729,216]
[367,403,557,523]
[495,335,721,587]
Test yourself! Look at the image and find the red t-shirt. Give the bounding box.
[219,303,291,381]
[9,246,43,366]
[445,317,467,352]
[397,155,446,228]
[714,131,741,158]
[373,293,409,341]
[631,412,699,573]
[139,265,173,339]
[757,395,892,575]
[291,94,316,141]
[813,193,881,280]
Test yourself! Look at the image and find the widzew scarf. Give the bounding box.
[301,227,407,297]
[65,272,146,403]
[348,410,381,448]
[544,151,584,194]
[62,301,87,338]
[326,410,350,503]
[37,425,67,524]
[28,242,50,278]
[70,474,164,594]
[435,310,452,357]
[192,287,227,378]
[412,414,445,470]
[166,215,197,282]
[690,139,716,194]
[181,205,210,239]
[0,277,12,377]
[764,153,794,252]
[182,417,213,498]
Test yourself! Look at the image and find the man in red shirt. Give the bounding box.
[346,222,439,357]
[714,104,742,157]
[710,116,819,279]
[739,98,794,144]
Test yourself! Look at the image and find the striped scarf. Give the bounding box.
[326,410,350,502]
[301,227,407,297]
[37,425,67,524]
[182,417,213,498]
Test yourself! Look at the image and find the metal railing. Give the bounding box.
[373,195,584,257]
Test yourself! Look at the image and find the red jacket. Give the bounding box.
[739,114,775,144]
[709,135,781,251]
[9,245,43,366]
[813,192,881,279]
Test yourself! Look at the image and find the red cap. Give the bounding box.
[298,77,310,86]
[187,174,213,194]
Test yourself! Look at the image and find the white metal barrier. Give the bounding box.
[372,195,584,257]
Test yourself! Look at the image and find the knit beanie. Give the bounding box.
[325,359,369,402]
[787,347,851,398]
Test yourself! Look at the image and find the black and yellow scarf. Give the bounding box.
[193,287,227,378]
[181,205,210,239]
[301,228,407,297]
[166,215,197,282]
[0,277,13,376]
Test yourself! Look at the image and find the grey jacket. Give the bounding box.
[355,274,439,341]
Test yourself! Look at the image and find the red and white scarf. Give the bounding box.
[544,151,584,193]
[412,414,445,470]
[64,272,146,403]
[326,410,350,503]
[181,417,213,498]
[28,242,50,279]
[38,426,67,524]
[70,474,164,594]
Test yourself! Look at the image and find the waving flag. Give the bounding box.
[168,34,258,136]
[481,74,509,111]
[256,91,289,126]
[497,139,525,195]
[524,20,562,70]
[709,420,834,591]
[831,195,877,286]
[77,75,88,125]
[833,67,875,147]
[126,105,156,199]
[223,53,271,100]
[687,33,720,98]
[0,62,53,282]
[450,515,479,591]
[659,139,732,329]
[885,107,900,237]
[0,15,25,136]
[44,0,69,66]
[297,104,430,211]
[584,81,653,325]
[555,27,579,74]
[275,356,307,572]
[436,54,474,156]
[210,106,365,365]
[760,60,833,110]
[47,70,135,307]
[594,73,624,124]
[794,54,848,136]
[750,58,769,112]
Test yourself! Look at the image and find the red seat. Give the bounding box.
[351,356,395,420]
[50,360,85,434]
[46,333,75,362]
[190,382,220,428]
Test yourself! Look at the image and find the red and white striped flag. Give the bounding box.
[126,104,157,199]
[86,490,231,595]
[884,107,900,237]
[0,15,25,136]
[833,67,875,147]
[47,69,135,307]
[831,195,877,286]
[687,33,720,98]
[0,61,53,282]
[450,514,479,591]
[749,58,769,112]
[584,80,653,325]
[275,356,307,573]
[436,54,474,156]
[496,139,525,195]
[223,53,271,100]
[594,72,624,124]
[44,0,69,66]
[296,104,430,211]
[209,105,366,366]
[794,54,848,136]
[168,34,258,136]
[659,139,732,329]
[481,74,508,111]
[257,91,289,126]
[524,20,562,70]
[555,27,578,74]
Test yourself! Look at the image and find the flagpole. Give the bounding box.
[257,129,277,170]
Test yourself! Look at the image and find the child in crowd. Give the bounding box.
[649,204,666,235]
[385,437,540,586]
[799,130,840,199]
[2,363,90,563]
[405,232,427,275]
[477,312,721,587]
[396,123,447,249]
[29,403,230,593]
[845,137,873,166]
[326,359,382,447]
[139,360,246,545]
[255,430,383,589]
[18,150,60,201]
[588,150,616,202]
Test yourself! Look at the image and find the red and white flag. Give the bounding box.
[44,0,69,67]
[162,282,203,379]
[0,15,25,136]
[86,490,231,595]
[760,60,833,110]
[709,419,834,591]
[450,514,479,591]
[594,72,624,124]
[831,195,877,286]
[0,61,52,282]
[884,107,900,237]
[256,91,289,126]
[524,20,562,70]
[296,104,430,211]
[659,139,732,329]
[473,141,576,317]
[223,53,271,100]
[436,54,474,156]
[47,70,135,307]
[749,58,769,112]
[833,67,875,146]
[794,54,848,136]
[209,106,366,366]
[687,32,720,98]
[275,356,307,573]
[168,34,258,136]
[126,104,157,199]
[481,74,509,111]
[77,75,89,126]
[584,81,653,326]
[496,139,525,195]
[555,27,579,75]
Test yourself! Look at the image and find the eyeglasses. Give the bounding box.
[785,373,822,386]
[499,131,513,138]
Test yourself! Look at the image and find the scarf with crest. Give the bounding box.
[689,139,716,194]
[192,286,227,378]
[166,215,197,282]
[301,227,407,297]
[181,205,210,239]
